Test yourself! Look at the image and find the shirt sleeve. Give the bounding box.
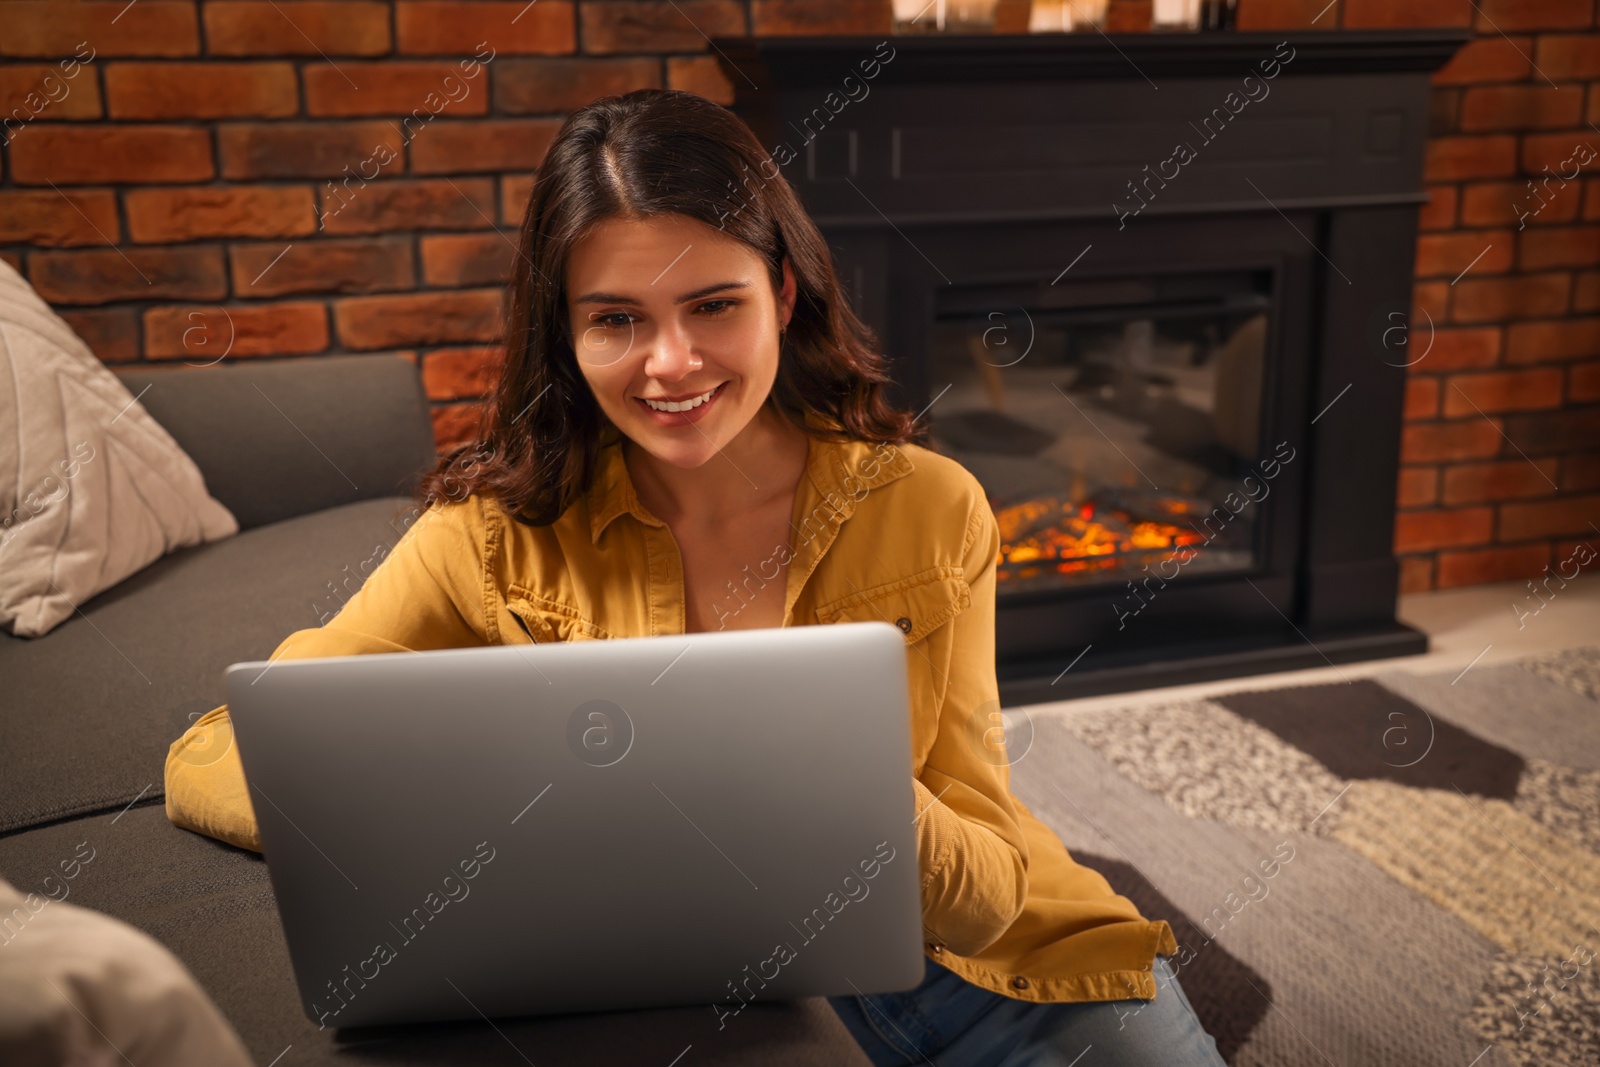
[911,497,1030,957]
[163,496,490,853]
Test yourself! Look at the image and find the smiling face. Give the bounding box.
[565,212,796,468]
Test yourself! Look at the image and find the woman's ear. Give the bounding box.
[780,256,797,329]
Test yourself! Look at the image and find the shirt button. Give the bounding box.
[929,943,943,954]
[896,617,912,633]
[1011,976,1029,990]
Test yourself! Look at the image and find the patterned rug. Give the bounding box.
[1010,644,1600,1067]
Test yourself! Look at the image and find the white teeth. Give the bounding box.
[644,385,718,413]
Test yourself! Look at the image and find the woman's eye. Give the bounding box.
[697,300,735,316]
[594,312,634,329]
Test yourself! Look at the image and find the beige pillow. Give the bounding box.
[0,259,237,638]
[0,872,253,1066]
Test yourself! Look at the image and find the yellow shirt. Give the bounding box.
[164,415,1177,1005]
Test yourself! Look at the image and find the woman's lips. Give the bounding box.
[634,381,727,426]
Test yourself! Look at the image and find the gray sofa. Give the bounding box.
[0,354,869,1065]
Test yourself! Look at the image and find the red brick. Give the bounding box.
[334,289,502,349]
[1235,0,1339,29]
[397,2,575,56]
[1506,317,1600,362]
[1451,273,1571,323]
[125,186,318,242]
[408,119,563,175]
[0,2,198,58]
[501,174,536,225]
[1430,87,1460,136]
[104,63,298,120]
[1345,0,1472,27]
[1563,451,1600,489]
[421,232,517,287]
[1502,406,1600,450]
[1425,135,1518,181]
[1436,543,1553,589]
[1522,133,1600,173]
[1553,536,1600,563]
[421,345,505,399]
[1444,368,1565,416]
[1536,33,1600,78]
[1420,185,1457,231]
[1500,493,1600,540]
[1474,0,1594,31]
[143,303,331,359]
[666,56,733,106]
[1519,225,1600,270]
[1394,506,1495,553]
[0,189,118,246]
[1401,419,1505,463]
[203,1,392,56]
[1576,270,1600,311]
[1432,36,1534,85]
[1423,327,1503,370]
[317,177,496,235]
[1397,466,1439,507]
[1572,359,1600,402]
[28,246,226,305]
[0,63,102,121]
[751,0,887,34]
[1104,0,1153,32]
[579,1,743,55]
[229,237,416,297]
[1415,230,1513,277]
[1461,180,1580,227]
[1587,178,1600,221]
[993,0,1034,33]
[1398,554,1434,594]
[430,401,485,452]
[1414,279,1450,324]
[1442,458,1562,503]
[1405,375,1441,419]
[1459,85,1583,132]
[59,307,140,362]
[493,58,659,114]
[10,126,213,185]
[305,61,493,117]
[219,122,404,180]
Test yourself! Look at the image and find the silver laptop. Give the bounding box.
[224,620,926,1030]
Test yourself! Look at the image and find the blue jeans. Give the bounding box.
[827,953,1227,1066]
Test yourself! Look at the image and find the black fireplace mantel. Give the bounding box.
[713,30,1468,701]
[718,29,1466,83]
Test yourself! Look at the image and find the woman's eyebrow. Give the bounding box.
[574,280,752,305]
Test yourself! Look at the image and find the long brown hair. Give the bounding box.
[414,88,926,526]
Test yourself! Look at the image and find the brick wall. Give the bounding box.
[1237,0,1600,593]
[1,0,1595,592]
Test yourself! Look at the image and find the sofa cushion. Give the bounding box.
[0,260,238,639]
[0,807,873,1066]
[110,354,439,533]
[0,496,424,834]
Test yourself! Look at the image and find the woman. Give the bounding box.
[165,89,1225,1066]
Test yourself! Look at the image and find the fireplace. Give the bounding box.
[717,29,1467,700]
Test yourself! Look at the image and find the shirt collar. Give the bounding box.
[584,408,916,545]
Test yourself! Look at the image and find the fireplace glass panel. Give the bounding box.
[926,272,1273,597]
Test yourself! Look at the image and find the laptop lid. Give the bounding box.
[224,620,926,1030]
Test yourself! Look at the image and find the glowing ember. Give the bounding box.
[993,493,1210,583]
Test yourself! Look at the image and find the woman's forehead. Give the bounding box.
[567,214,768,299]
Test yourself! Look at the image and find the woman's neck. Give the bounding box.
[622,405,811,529]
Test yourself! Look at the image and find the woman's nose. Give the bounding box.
[645,321,702,379]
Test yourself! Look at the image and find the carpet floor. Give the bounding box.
[1008,643,1600,1067]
